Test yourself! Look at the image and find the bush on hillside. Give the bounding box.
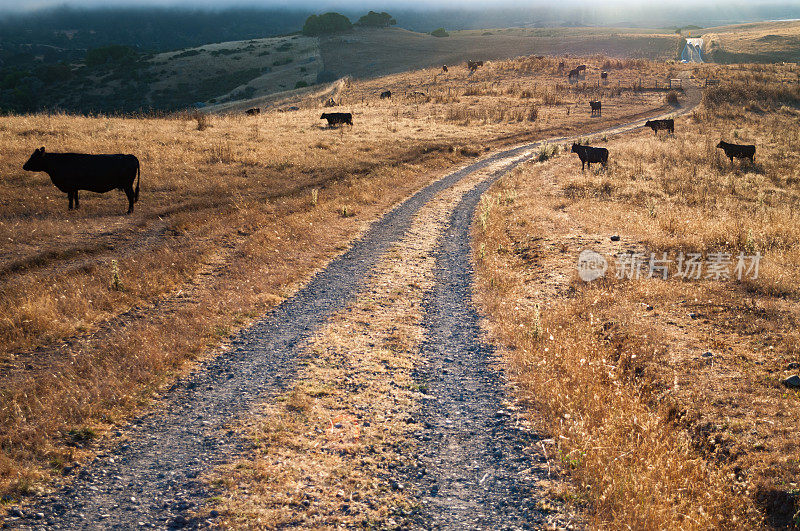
[430,28,449,38]
[356,11,396,28]
[302,13,352,36]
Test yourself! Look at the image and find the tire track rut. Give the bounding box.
[13,85,700,529]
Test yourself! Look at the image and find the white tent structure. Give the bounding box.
[681,38,704,62]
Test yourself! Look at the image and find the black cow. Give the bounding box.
[571,143,608,171]
[380,90,392,99]
[320,112,353,127]
[467,60,484,72]
[245,107,260,115]
[23,147,140,213]
[645,119,674,135]
[717,140,755,163]
[601,71,608,80]
[576,64,587,73]
[568,68,581,80]
[442,65,448,73]
[590,100,602,116]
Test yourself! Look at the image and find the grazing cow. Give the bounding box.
[717,140,755,163]
[380,90,392,99]
[320,112,353,127]
[442,65,448,73]
[590,100,601,116]
[467,60,484,72]
[245,107,260,115]
[644,119,674,135]
[23,147,140,214]
[576,64,587,73]
[568,68,581,80]
[571,143,609,171]
[601,71,608,80]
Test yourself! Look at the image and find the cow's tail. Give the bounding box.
[134,159,140,202]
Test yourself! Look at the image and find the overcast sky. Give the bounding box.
[2,0,792,11]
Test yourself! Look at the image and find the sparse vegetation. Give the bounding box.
[474,62,800,528]
[430,28,449,38]
[0,54,671,501]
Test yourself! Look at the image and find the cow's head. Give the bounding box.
[716,141,726,148]
[320,113,329,119]
[571,143,581,153]
[22,147,46,172]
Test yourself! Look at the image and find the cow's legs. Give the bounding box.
[68,191,74,210]
[124,186,135,214]
[74,190,79,209]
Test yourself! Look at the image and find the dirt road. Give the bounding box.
[14,82,700,529]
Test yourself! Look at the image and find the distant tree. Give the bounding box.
[302,13,352,36]
[430,28,449,38]
[356,11,396,28]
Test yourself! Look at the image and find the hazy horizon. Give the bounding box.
[0,1,798,31]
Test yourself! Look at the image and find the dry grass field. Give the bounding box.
[0,55,672,501]
[473,62,800,528]
[703,20,800,63]
[320,27,681,81]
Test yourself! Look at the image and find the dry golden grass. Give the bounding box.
[473,62,800,528]
[702,21,800,63]
[0,54,672,501]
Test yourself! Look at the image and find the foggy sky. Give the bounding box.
[2,0,792,12]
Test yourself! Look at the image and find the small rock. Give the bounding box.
[689,312,698,319]
[702,351,714,358]
[430,484,439,496]
[787,362,799,370]
[782,375,800,389]
[209,510,220,518]
[34,513,45,520]
[7,507,23,518]
[610,235,620,241]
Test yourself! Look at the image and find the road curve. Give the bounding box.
[15,81,701,529]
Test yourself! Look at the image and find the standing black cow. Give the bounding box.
[717,140,755,163]
[442,65,448,73]
[571,143,608,171]
[245,107,261,115]
[320,112,353,127]
[590,100,602,116]
[645,119,674,135]
[467,60,484,72]
[23,147,140,213]
[380,90,392,99]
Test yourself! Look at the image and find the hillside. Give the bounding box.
[1,26,681,115]
[701,20,800,63]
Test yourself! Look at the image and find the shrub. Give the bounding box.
[356,11,396,28]
[430,28,449,38]
[302,13,352,36]
[666,90,680,106]
[295,81,309,89]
